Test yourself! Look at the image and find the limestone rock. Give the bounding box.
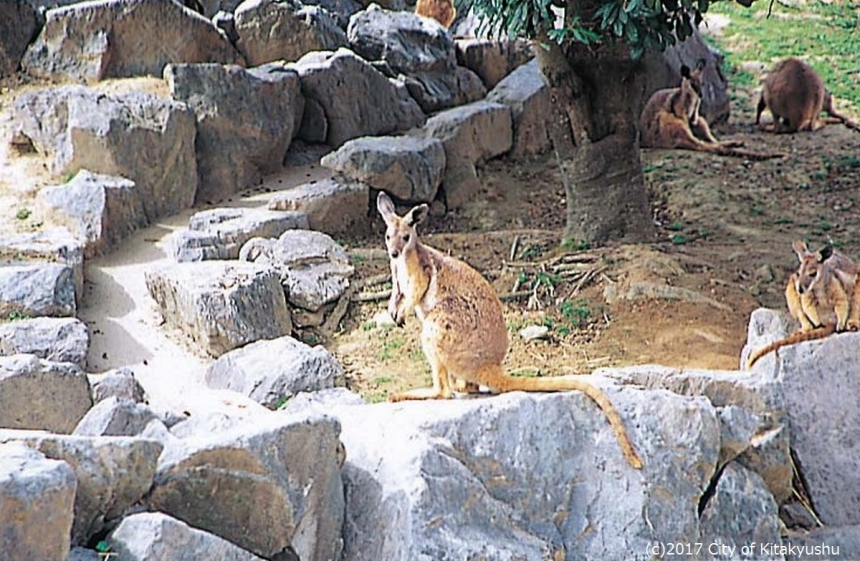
[73,396,159,437]
[415,100,512,208]
[0,430,163,546]
[145,260,292,357]
[205,335,344,409]
[0,0,40,77]
[148,413,344,561]
[333,386,724,560]
[348,5,486,112]
[267,178,369,236]
[320,134,445,202]
[90,367,147,404]
[12,86,198,221]
[303,0,363,28]
[165,62,304,204]
[110,512,267,561]
[0,354,92,433]
[37,170,146,258]
[0,227,85,302]
[743,308,860,526]
[239,230,353,312]
[0,261,76,318]
[0,317,89,368]
[22,0,243,83]
[698,463,782,555]
[235,0,348,66]
[170,207,308,262]
[455,38,533,89]
[291,48,425,147]
[783,525,860,560]
[0,442,76,561]
[486,58,552,160]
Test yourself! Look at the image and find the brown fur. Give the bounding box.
[377,192,643,469]
[641,60,785,160]
[756,58,860,133]
[415,0,456,28]
[746,241,860,369]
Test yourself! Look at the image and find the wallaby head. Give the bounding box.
[377,192,429,259]
[792,240,834,295]
[680,59,706,96]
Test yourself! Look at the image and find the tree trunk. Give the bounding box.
[535,38,656,246]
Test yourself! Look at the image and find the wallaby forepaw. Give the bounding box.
[848,320,860,331]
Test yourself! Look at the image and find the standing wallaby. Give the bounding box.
[377,192,643,469]
[415,0,456,28]
[746,241,860,369]
[640,60,785,160]
[756,58,860,133]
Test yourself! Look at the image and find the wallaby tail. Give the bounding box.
[824,93,860,133]
[745,324,836,370]
[713,146,788,161]
[482,366,644,469]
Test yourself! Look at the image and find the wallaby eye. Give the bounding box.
[403,234,410,243]
[385,233,391,240]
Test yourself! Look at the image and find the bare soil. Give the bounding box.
[327,92,860,402]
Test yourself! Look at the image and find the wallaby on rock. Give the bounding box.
[746,240,860,369]
[756,58,860,133]
[377,191,643,469]
[415,0,456,28]
[640,59,785,160]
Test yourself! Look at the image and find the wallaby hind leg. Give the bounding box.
[389,323,453,402]
[756,95,767,125]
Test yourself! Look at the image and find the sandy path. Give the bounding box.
[77,163,331,418]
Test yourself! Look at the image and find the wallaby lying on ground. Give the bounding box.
[640,59,785,160]
[746,241,860,369]
[377,191,643,469]
[415,0,456,28]
[756,58,860,133]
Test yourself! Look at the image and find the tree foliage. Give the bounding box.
[468,0,710,59]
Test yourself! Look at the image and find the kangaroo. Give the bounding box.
[377,192,643,469]
[746,241,860,369]
[415,0,457,28]
[640,59,785,160]
[756,58,860,133]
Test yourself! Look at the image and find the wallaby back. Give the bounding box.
[415,0,456,28]
[757,58,826,132]
[377,191,643,469]
[757,58,860,133]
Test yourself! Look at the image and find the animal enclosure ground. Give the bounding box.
[329,77,860,403]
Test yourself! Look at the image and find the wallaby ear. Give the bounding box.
[377,192,396,222]
[818,243,834,262]
[680,64,691,79]
[792,240,810,261]
[406,204,429,227]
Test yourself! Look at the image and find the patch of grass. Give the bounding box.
[361,320,376,331]
[671,233,689,245]
[5,311,28,322]
[667,220,684,231]
[365,390,389,404]
[519,242,550,260]
[372,375,394,385]
[559,299,591,328]
[15,208,31,220]
[350,254,366,264]
[560,238,591,251]
[837,155,860,170]
[273,395,291,410]
[709,1,860,107]
[377,337,405,361]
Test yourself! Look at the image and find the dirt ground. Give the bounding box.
[328,89,860,402]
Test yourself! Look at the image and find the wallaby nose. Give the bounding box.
[389,249,400,259]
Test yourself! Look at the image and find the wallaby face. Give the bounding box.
[415,0,457,28]
[377,193,427,260]
[792,240,832,295]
